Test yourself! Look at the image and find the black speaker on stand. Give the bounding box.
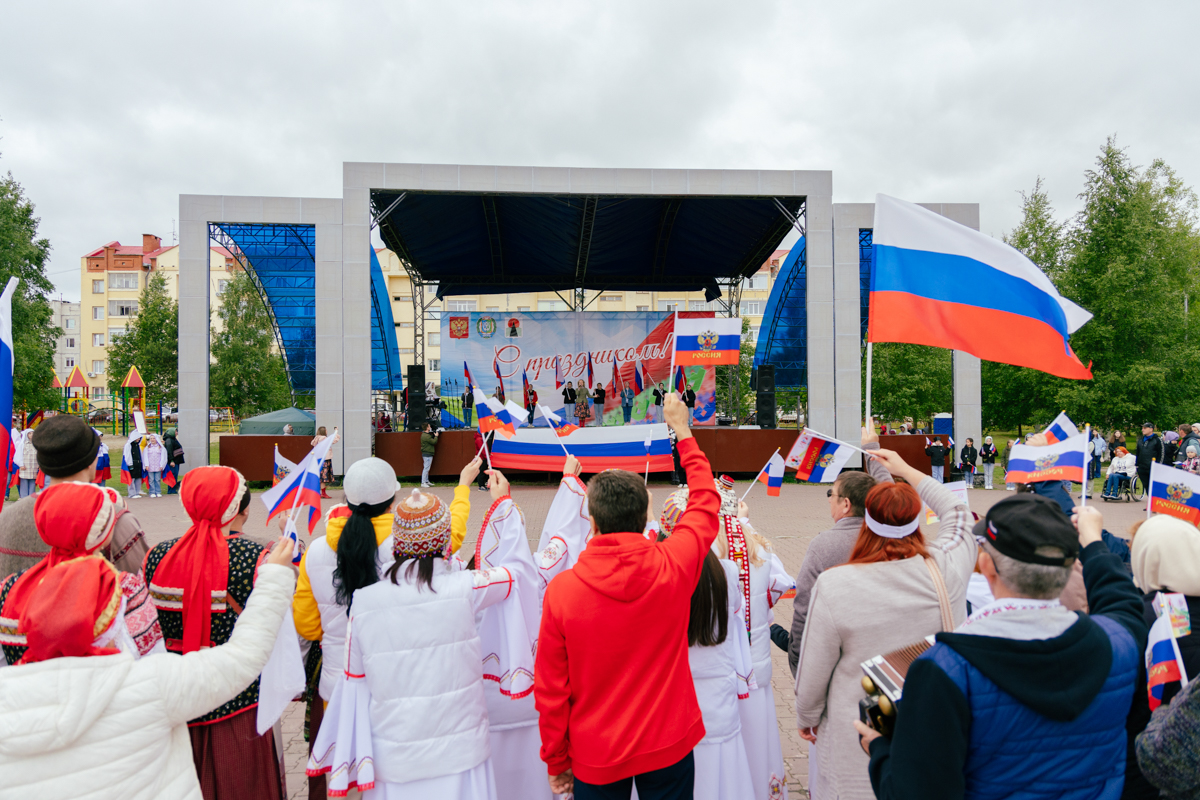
[406,365,426,431]
[755,365,776,429]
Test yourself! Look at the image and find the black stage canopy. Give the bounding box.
[373,190,804,301]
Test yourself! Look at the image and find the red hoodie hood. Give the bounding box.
[571,532,665,602]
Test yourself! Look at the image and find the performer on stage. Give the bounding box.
[562,382,577,425]
[574,380,592,427]
[653,382,666,423]
[591,384,606,426]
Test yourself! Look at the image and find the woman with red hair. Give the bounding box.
[794,449,976,800]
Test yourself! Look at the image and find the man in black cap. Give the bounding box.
[1134,422,1162,496]
[855,496,1147,800]
[0,415,148,579]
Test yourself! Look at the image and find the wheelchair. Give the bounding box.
[1102,472,1143,502]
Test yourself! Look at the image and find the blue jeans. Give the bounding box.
[463,407,472,427]
[1105,473,1127,496]
[148,471,162,496]
[622,405,632,423]
[18,478,36,498]
[931,465,944,483]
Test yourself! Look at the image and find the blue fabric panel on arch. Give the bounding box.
[369,247,404,392]
[753,237,806,390]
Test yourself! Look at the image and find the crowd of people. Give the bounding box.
[2,404,1199,800]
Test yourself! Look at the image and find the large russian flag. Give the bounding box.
[785,430,854,483]
[1004,434,1087,484]
[1148,462,1200,525]
[674,314,742,367]
[475,389,516,439]
[870,194,1093,380]
[491,423,674,473]
[0,278,16,493]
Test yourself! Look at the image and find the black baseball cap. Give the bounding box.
[972,494,1078,567]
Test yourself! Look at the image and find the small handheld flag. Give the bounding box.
[475,388,517,439]
[1145,601,1189,711]
[260,434,337,534]
[554,356,564,391]
[785,430,855,483]
[634,360,645,393]
[925,437,932,447]
[282,516,304,566]
[504,400,530,428]
[673,315,743,366]
[586,352,594,390]
[273,445,298,487]
[1148,461,1200,524]
[1004,434,1088,484]
[539,405,579,438]
[1043,411,1080,445]
[492,359,505,403]
[674,365,687,394]
[754,452,787,497]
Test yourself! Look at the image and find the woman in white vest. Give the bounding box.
[292,456,476,796]
[308,470,533,799]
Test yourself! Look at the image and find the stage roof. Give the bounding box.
[372,183,806,299]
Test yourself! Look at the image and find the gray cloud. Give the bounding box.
[2,0,1197,299]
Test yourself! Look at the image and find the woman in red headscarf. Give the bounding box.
[0,482,164,663]
[0,481,300,800]
[143,465,284,800]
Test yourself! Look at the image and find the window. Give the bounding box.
[65,358,75,368]
[92,280,104,294]
[92,333,105,347]
[91,360,105,374]
[109,327,126,342]
[400,348,415,354]
[92,306,104,320]
[447,300,477,312]
[65,318,77,330]
[398,295,413,302]
[108,300,138,317]
[636,305,649,312]
[658,301,681,312]
[486,306,500,312]
[749,326,761,342]
[108,273,139,290]
[688,300,709,311]
[744,274,769,291]
[517,306,530,312]
[65,337,76,348]
[429,333,441,346]
[636,291,650,294]
[392,296,402,302]
[601,295,622,303]
[398,322,414,328]
[428,359,441,372]
[216,279,230,295]
[741,301,761,316]
[537,300,570,311]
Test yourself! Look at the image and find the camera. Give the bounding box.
[858,675,896,738]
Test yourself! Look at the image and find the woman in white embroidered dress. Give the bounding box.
[309,470,533,799]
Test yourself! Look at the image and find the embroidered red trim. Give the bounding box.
[474,496,512,567]
[725,516,751,635]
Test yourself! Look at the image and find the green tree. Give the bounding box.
[0,169,61,412]
[866,343,952,427]
[106,272,179,405]
[209,271,292,418]
[715,317,755,422]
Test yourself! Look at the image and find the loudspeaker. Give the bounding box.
[756,392,777,429]
[407,365,426,431]
[756,365,775,393]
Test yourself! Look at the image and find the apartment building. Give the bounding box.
[79,235,234,399]
[50,299,82,380]
[376,248,786,386]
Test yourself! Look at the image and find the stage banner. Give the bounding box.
[440,311,721,426]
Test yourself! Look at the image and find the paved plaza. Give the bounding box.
[27,474,1147,799]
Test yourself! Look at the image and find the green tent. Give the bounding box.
[237,407,317,436]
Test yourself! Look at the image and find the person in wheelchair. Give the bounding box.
[1102,446,1136,499]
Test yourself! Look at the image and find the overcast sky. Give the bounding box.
[3,0,1198,300]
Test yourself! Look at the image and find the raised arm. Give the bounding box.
[861,421,894,485]
[658,396,719,582]
[871,449,971,556]
[534,454,590,593]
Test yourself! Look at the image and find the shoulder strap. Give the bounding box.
[924,556,955,632]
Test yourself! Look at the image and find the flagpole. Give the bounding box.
[865,342,873,428]
[1081,424,1089,507]
[740,448,781,503]
[669,310,678,397]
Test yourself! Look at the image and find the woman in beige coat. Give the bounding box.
[794,449,976,799]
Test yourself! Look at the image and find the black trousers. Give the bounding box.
[574,751,694,800]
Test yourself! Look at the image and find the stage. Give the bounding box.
[218,430,946,482]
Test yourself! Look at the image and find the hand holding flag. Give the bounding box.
[539,405,579,438]
[261,435,337,533]
[749,451,786,498]
[785,429,857,483]
[475,388,517,439]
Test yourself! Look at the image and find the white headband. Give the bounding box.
[865,510,920,539]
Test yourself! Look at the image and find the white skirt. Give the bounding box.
[738,685,788,800]
[490,723,554,800]
[362,758,497,800]
[694,733,756,800]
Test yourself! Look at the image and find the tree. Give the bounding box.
[209,271,292,418]
[867,343,952,427]
[106,272,178,406]
[0,168,61,412]
[715,317,755,422]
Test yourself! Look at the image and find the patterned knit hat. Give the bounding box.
[392,488,452,560]
[660,476,740,535]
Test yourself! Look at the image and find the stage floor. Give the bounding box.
[60,479,1141,799]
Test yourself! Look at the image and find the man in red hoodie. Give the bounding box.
[536,394,718,799]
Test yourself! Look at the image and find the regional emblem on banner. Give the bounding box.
[697,331,719,351]
[477,317,497,339]
[449,317,469,339]
[1168,483,1194,503]
[1035,453,1060,472]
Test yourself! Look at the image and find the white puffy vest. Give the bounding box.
[350,564,491,784]
[304,536,394,700]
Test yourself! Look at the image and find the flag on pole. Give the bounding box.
[1004,434,1088,484]
[756,452,787,497]
[522,369,533,406]
[464,361,476,393]
[948,436,955,448]
[260,435,337,534]
[869,193,1093,380]
[586,352,594,389]
[162,464,177,488]
[273,445,298,487]
[925,436,932,447]
[492,359,505,403]
[1148,461,1200,524]
[1043,411,1080,445]
[785,430,855,483]
[634,359,645,393]
[554,356,564,391]
[674,365,687,394]
[612,357,622,392]
[504,400,530,428]
[1146,607,1189,711]
[539,405,579,437]
[474,388,517,439]
[0,278,17,492]
[673,315,743,366]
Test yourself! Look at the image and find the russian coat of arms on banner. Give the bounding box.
[1167,483,1194,503]
[449,317,469,339]
[697,330,719,351]
[1035,453,1060,472]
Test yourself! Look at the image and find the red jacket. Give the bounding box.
[535,437,719,784]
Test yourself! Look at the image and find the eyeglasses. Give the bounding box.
[826,489,834,498]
